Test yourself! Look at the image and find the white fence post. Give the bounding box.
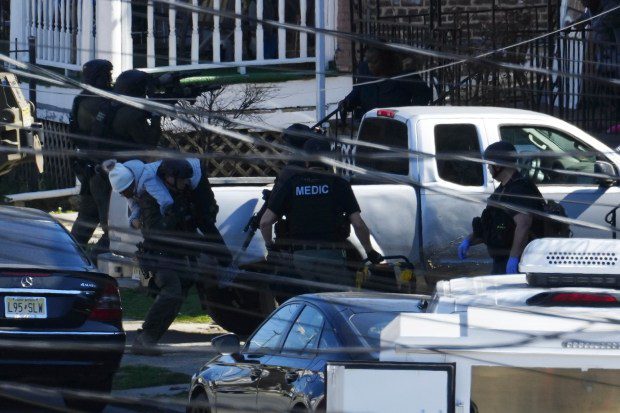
[256,0,264,61]
[53,0,60,62]
[168,3,177,66]
[300,0,307,58]
[213,0,221,62]
[147,0,155,68]
[191,0,199,64]
[43,0,51,60]
[234,0,242,62]
[61,0,69,64]
[278,0,285,59]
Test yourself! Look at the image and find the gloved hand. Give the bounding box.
[366,249,383,265]
[457,238,471,260]
[506,256,520,274]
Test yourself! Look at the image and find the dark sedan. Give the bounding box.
[187,292,427,412]
[0,206,125,411]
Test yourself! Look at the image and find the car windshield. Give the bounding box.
[349,312,402,351]
[0,215,90,268]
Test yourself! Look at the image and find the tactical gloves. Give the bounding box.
[366,249,383,265]
[458,238,471,260]
[506,256,520,274]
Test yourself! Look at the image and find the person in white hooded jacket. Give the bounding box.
[106,158,203,229]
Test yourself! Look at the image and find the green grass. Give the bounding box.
[112,365,191,390]
[120,287,213,324]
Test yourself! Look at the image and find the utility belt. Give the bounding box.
[289,242,347,252]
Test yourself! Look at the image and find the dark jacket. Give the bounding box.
[69,92,108,151]
[139,178,231,264]
[344,74,432,120]
[91,103,162,159]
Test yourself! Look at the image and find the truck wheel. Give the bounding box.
[200,284,276,337]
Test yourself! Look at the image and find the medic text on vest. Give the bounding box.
[295,185,330,196]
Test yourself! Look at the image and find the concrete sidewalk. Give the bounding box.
[115,321,226,401]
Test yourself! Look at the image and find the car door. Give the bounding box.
[497,124,620,238]
[256,304,326,412]
[213,303,302,413]
[417,119,495,272]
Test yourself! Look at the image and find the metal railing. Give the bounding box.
[350,3,619,135]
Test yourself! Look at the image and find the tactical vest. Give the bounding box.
[285,173,349,243]
[89,101,128,157]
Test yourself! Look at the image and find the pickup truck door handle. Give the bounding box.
[250,368,262,381]
[284,372,298,383]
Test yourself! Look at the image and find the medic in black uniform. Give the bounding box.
[260,138,382,292]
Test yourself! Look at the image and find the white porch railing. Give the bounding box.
[10,0,336,75]
[12,0,95,71]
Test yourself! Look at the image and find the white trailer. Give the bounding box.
[326,238,620,413]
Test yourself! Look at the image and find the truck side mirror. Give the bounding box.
[594,161,618,187]
[212,333,241,355]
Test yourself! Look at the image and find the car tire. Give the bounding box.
[200,283,276,337]
[187,390,211,413]
[63,375,112,413]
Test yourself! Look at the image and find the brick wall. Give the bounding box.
[335,0,353,71]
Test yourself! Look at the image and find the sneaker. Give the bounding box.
[131,333,162,356]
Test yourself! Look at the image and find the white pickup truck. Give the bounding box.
[104,106,620,332]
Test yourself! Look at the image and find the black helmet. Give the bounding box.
[483,141,517,164]
[82,59,113,89]
[283,123,319,149]
[114,70,152,97]
[158,159,193,180]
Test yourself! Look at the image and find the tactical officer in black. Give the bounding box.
[91,69,163,156]
[133,159,231,355]
[339,47,432,121]
[69,59,113,255]
[458,141,544,274]
[260,138,382,292]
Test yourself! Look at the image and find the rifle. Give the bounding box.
[233,189,272,266]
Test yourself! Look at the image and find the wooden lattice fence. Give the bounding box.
[3,121,288,197]
[163,128,287,178]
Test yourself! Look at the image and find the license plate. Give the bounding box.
[131,265,143,281]
[4,296,47,319]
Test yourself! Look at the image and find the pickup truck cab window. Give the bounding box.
[500,125,613,185]
[434,124,484,186]
[356,117,409,175]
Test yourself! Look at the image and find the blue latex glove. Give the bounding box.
[457,238,471,260]
[506,256,520,274]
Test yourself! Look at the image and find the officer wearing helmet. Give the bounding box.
[458,141,544,274]
[260,138,382,293]
[132,158,231,355]
[91,69,163,155]
[69,59,113,255]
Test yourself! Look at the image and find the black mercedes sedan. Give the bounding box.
[0,206,125,411]
[187,292,427,413]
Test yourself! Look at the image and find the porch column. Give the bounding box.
[9,0,28,62]
[96,0,133,77]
